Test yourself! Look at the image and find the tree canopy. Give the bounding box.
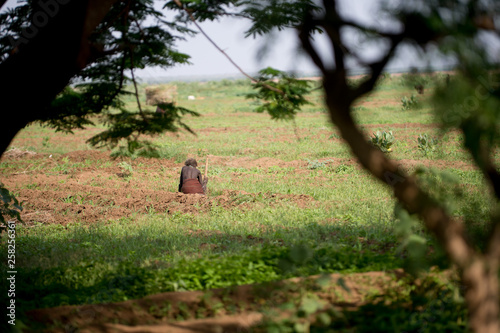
[1,0,500,332]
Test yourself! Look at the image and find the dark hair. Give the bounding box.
[185,158,198,167]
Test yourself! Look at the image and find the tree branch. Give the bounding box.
[299,1,476,271]
[488,222,500,262]
[298,17,326,73]
[321,0,345,75]
[351,34,403,100]
[130,50,144,116]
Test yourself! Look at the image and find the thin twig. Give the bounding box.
[132,17,146,40]
[129,52,143,115]
[120,1,144,117]
[173,0,286,96]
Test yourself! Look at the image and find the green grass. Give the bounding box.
[0,73,491,330]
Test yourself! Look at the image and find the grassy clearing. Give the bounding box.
[0,73,491,330]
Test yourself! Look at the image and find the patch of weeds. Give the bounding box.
[209,189,224,197]
[0,182,23,224]
[227,167,247,173]
[267,166,294,174]
[333,276,466,332]
[316,151,333,158]
[231,193,266,205]
[210,167,223,176]
[401,94,420,110]
[417,133,439,155]
[352,106,367,112]
[329,133,341,140]
[333,164,354,174]
[62,195,76,204]
[61,193,93,205]
[42,136,51,148]
[177,302,192,320]
[118,161,133,178]
[307,159,328,170]
[51,157,70,174]
[146,206,156,215]
[10,243,403,312]
[258,272,466,333]
[371,131,394,153]
[25,183,40,190]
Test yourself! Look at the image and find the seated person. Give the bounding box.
[179,158,206,194]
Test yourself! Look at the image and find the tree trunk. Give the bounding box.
[463,259,499,333]
[321,75,500,332]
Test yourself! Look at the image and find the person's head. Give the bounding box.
[185,158,198,167]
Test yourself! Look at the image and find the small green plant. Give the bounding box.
[62,195,75,204]
[329,133,341,140]
[401,94,420,110]
[51,156,70,174]
[25,183,40,190]
[334,164,353,174]
[371,131,394,153]
[42,136,51,148]
[307,159,326,170]
[118,161,133,178]
[417,134,438,154]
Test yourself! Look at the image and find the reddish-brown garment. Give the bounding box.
[179,165,204,194]
[181,178,204,194]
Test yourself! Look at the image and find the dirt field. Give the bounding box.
[2,150,319,226]
[0,72,472,331]
[2,147,475,227]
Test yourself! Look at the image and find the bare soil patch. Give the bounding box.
[1,148,476,226]
[1,150,316,225]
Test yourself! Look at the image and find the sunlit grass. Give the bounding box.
[0,74,490,317]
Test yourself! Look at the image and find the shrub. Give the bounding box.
[118,161,133,178]
[371,131,394,153]
[307,159,330,169]
[417,134,438,154]
[401,95,420,110]
[0,183,22,225]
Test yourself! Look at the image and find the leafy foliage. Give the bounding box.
[239,0,322,37]
[0,182,22,225]
[0,0,193,151]
[10,243,402,311]
[401,94,420,110]
[306,159,327,170]
[370,131,394,153]
[256,273,466,333]
[433,72,500,163]
[246,67,313,120]
[87,103,199,153]
[163,0,242,23]
[417,133,439,154]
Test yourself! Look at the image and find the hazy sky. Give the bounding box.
[139,16,321,79]
[139,0,405,79]
[2,0,449,80]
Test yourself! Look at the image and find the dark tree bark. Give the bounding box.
[0,0,121,158]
